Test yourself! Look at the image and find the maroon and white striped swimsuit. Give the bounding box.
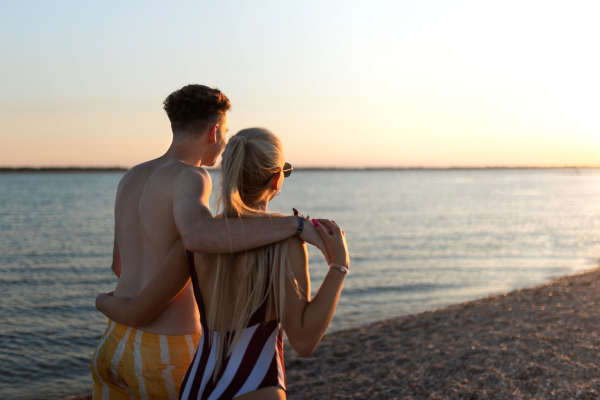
[179,251,286,400]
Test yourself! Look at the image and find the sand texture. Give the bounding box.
[66,268,600,400]
[284,267,600,399]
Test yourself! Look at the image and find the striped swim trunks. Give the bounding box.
[91,320,201,400]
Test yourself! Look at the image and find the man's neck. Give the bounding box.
[163,135,208,167]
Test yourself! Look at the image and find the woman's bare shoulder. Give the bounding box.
[286,236,307,262]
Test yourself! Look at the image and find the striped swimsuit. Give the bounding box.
[179,251,286,400]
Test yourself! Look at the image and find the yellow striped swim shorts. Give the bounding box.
[91,320,201,400]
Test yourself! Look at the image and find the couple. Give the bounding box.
[91,84,350,400]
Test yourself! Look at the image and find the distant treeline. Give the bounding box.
[0,167,128,173]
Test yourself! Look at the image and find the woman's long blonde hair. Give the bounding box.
[208,127,297,376]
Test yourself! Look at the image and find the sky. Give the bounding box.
[1,0,599,168]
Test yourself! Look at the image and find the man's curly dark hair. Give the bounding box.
[163,84,231,132]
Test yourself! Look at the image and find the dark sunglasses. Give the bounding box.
[263,162,293,186]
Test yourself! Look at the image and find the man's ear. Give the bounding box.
[207,124,218,144]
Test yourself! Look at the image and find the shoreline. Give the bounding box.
[65,267,600,400]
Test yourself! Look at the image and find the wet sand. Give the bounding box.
[67,267,600,400]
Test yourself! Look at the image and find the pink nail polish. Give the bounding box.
[312,219,319,226]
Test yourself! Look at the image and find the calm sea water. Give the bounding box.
[1,169,600,399]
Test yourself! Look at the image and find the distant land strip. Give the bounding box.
[295,166,600,171]
[0,167,128,173]
[1,166,599,173]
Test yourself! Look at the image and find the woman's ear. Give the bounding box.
[270,172,281,190]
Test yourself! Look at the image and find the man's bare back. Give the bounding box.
[112,159,204,335]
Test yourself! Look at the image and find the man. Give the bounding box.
[90,85,325,399]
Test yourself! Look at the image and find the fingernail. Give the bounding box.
[312,219,319,226]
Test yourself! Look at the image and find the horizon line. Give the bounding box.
[1,165,600,173]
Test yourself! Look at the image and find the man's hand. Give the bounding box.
[299,219,331,264]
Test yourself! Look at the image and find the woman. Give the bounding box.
[96,128,350,400]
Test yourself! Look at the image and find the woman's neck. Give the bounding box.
[253,199,268,213]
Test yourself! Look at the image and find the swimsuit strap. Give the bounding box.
[186,249,207,327]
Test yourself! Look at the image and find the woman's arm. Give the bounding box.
[95,239,190,327]
[284,219,350,356]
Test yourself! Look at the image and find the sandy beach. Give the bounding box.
[66,267,600,400]
[284,267,600,399]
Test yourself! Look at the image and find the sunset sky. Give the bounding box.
[1,0,599,168]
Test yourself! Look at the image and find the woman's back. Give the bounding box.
[179,244,291,400]
[191,250,280,326]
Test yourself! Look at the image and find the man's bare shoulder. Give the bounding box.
[172,164,212,195]
[116,160,160,194]
[174,163,211,183]
[123,159,209,187]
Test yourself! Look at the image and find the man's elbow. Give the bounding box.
[182,233,214,254]
[181,235,199,253]
[181,233,200,253]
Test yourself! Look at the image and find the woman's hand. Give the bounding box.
[312,219,349,268]
[299,219,331,264]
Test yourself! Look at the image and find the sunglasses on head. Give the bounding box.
[263,162,293,186]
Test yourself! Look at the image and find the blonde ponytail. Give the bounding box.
[209,128,297,377]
